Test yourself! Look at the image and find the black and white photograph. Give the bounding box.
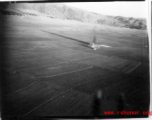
[0,0,150,119]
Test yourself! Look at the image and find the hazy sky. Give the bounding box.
[64,2,147,18]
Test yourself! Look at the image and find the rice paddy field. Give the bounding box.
[1,15,150,119]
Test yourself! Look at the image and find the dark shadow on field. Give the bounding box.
[80,43,93,50]
[41,30,91,47]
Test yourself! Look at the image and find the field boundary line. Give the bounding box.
[125,62,141,73]
[106,59,127,69]
[2,70,42,97]
[37,66,93,79]
[22,88,73,117]
[85,109,93,116]
[5,80,41,97]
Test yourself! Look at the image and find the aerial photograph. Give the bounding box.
[0,0,150,119]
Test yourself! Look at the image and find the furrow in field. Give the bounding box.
[130,63,149,77]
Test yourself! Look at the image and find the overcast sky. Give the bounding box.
[64,2,147,18]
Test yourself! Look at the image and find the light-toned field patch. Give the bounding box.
[3,55,64,70]
[20,61,92,78]
[74,55,126,69]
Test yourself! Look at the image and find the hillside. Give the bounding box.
[0,3,147,30]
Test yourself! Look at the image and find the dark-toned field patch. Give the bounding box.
[41,66,122,89]
[26,90,93,116]
[130,63,149,78]
[1,69,38,95]
[74,75,150,112]
[3,81,69,117]
[109,60,141,74]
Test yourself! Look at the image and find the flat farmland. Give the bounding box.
[1,15,149,118]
